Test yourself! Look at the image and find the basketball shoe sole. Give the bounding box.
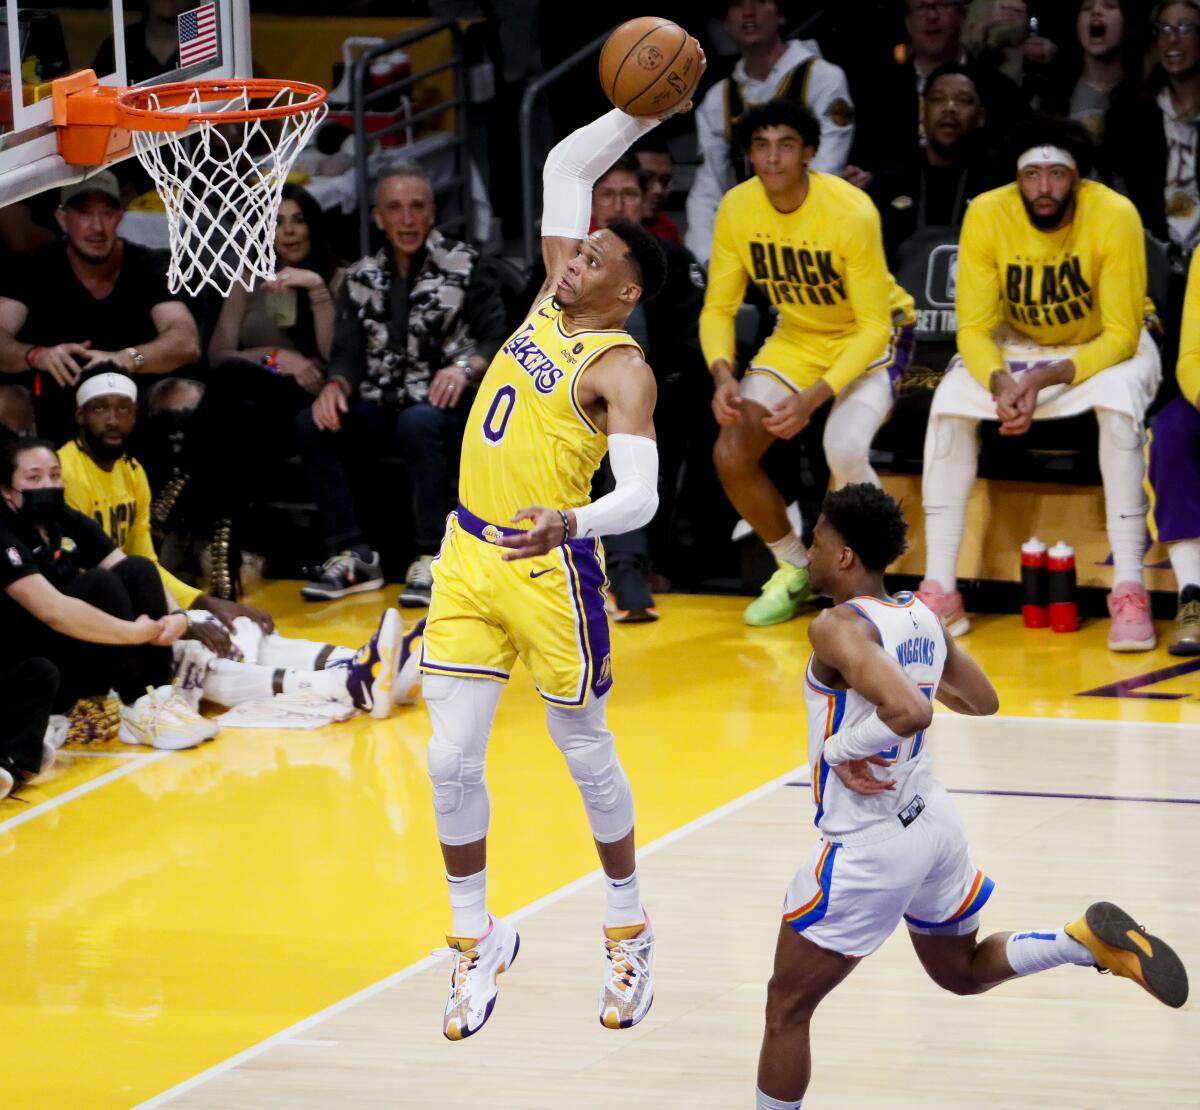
[1065,901,1188,1008]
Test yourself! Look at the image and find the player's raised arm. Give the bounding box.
[808,607,935,766]
[933,629,999,717]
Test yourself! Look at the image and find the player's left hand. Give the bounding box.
[762,384,828,440]
[194,594,276,633]
[498,506,571,560]
[832,756,897,796]
[429,364,469,409]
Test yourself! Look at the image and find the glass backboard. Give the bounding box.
[0,0,250,205]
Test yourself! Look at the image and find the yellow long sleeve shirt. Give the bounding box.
[699,172,914,394]
[955,180,1145,388]
[1176,248,1200,408]
[59,440,202,608]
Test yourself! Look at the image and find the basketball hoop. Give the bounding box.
[53,72,328,296]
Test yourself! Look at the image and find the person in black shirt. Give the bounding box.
[0,171,200,446]
[0,656,58,799]
[0,437,216,749]
[870,63,1007,262]
[297,162,507,607]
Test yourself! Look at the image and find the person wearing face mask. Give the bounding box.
[0,436,216,749]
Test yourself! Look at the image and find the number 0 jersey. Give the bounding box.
[459,297,642,524]
[806,592,947,839]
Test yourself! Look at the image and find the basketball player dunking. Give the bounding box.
[755,483,1188,1110]
[418,48,703,1041]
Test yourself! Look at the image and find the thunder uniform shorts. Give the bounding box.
[740,321,917,418]
[420,503,613,708]
[782,785,994,958]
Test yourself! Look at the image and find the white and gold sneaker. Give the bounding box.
[119,685,219,750]
[437,914,519,1041]
[599,915,655,1029]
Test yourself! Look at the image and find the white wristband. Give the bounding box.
[822,710,905,766]
[572,433,659,538]
[541,110,660,239]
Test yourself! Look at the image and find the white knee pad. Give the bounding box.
[823,398,887,488]
[423,674,501,846]
[546,695,634,844]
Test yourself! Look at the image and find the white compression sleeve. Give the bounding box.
[541,110,660,239]
[573,433,659,539]
[822,710,904,766]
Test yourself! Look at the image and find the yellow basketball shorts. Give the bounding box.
[420,503,614,707]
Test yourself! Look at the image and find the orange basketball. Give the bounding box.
[598,17,702,118]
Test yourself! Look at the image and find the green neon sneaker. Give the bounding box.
[744,562,817,627]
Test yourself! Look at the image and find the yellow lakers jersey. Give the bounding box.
[459,298,642,524]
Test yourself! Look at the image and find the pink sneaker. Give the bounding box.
[1107,582,1156,651]
[916,578,970,636]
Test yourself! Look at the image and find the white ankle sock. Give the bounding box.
[756,1089,802,1109]
[1005,927,1093,976]
[1169,538,1200,593]
[447,868,489,939]
[603,869,642,929]
[767,533,807,568]
[282,668,351,703]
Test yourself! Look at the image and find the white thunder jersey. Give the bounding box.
[806,591,947,839]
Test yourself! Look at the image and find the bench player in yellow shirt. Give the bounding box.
[418,58,703,1040]
[701,99,916,627]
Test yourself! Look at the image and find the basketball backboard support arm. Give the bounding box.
[0,0,251,208]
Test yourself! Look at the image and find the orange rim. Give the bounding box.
[115,78,327,131]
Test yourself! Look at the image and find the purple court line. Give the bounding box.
[784,782,1200,806]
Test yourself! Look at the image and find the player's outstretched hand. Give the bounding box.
[832,756,897,796]
[498,506,569,560]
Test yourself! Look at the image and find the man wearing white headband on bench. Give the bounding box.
[59,366,417,723]
[919,117,1162,652]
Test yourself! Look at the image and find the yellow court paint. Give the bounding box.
[2,587,1198,1108]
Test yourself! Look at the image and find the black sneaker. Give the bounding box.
[399,555,434,607]
[301,550,385,601]
[605,562,659,623]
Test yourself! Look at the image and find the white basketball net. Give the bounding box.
[130,85,328,297]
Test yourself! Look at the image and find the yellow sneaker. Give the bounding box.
[1064,901,1188,1008]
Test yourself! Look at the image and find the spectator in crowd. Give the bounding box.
[0,436,215,749]
[630,133,682,244]
[919,117,1161,651]
[702,101,916,627]
[0,171,201,446]
[58,367,275,640]
[1146,246,1200,654]
[1107,1,1200,249]
[92,0,184,86]
[0,383,35,438]
[1044,0,1144,144]
[59,366,412,716]
[871,62,1007,261]
[297,161,507,606]
[685,0,855,263]
[844,0,1025,188]
[0,657,58,800]
[964,0,1061,98]
[204,184,343,556]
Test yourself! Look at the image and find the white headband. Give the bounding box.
[76,372,138,408]
[1017,145,1076,172]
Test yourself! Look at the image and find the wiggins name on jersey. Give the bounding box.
[459,297,642,525]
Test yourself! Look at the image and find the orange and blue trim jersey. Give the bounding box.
[783,841,840,932]
[903,869,995,929]
[458,297,641,524]
[804,592,945,839]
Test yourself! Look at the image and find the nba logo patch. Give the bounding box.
[6,546,21,566]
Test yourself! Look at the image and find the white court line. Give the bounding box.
[941,712,1200,731]
[63,749,144,758]
[135,764,805,1109]
[0,751,169,834]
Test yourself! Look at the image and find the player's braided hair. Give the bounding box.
[820,483,909,572]
[604,218,668,302]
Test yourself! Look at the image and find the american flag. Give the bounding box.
[178,2,218,69]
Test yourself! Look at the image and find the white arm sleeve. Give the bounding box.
[541,110,660,239]
[572,433,659,538]
[822,710,905,766]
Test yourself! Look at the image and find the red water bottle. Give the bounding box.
[1020,537,1049,627]
[1047,541,1078,633]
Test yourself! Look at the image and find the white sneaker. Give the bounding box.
[119,686,220,750]
[435,914,520,1041]
[599,915,655,1029]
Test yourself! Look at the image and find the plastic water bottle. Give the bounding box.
[1020,537,1048,628]
[1048,541,1078,633]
